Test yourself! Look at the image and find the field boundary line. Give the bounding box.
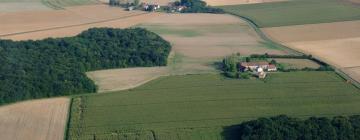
[64,97,73,140]
[126,80,342,92]
[0,12,150,38]
[84,94,355,109]
[225,13,303,55]
[335,69,360,89]
[69,112,360,129]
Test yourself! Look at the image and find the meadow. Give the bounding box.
[218,0,360,27]
[67,71,360,139]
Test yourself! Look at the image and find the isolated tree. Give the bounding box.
[270,59,277,65]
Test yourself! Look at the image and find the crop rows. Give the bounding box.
[67,72,360,140]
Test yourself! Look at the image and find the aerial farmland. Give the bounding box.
[0,0,359,140]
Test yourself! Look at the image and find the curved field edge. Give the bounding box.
[224,13,303,55]
[0,28,171,105]
[218,9,360,88]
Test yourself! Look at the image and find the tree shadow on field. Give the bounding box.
[221,124,244,140]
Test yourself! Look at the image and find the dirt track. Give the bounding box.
[0,98,70,140]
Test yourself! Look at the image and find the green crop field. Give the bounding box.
[67,71,360,140]
[218,0,360,27]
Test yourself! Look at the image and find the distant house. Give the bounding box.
[142,3,161,11]
[240,61,269,71]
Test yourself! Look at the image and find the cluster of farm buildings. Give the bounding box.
[109,0,187,12]
[240,61,277,78]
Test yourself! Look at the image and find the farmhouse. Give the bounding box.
[268,64,277,71]
[142,3,161,11]
[240,61,277,72]
[239,61,277,79]
[256,67,267,79]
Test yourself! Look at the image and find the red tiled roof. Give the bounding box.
[268,64,276,69]
[240,61,269,67]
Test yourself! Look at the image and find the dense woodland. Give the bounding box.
[224,115,360,140]
[0,28,171,104]
[178,0,224,13]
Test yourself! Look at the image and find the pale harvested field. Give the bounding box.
[263,21,360,82]
[88,13,290,92]
[142,13,288,57]
[204,0,287,6]
[285,37,360,82]
[87,67,169,92]
[0,4,155,40]
[274,58,320,69]
[0,97,70,140]
[343,67,360,84]
[263,20,360,42]
[285,37,360,68]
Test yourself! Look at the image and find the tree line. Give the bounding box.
[0,28,171,105]
[178,0,224,13]
[223,115,360,140]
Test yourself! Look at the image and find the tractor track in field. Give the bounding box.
[0,12,150,38]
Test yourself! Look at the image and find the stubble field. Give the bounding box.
[263,21,360,82]
[0,97,70,140]
[0,4,157,40]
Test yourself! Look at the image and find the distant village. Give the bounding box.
[109,0,187,12]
